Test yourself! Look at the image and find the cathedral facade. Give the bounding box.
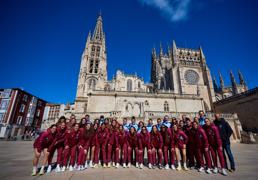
[74,15,217,121]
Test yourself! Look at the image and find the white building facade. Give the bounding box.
[74,15,216,122]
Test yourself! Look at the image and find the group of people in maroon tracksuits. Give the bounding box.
[32,111,235,176]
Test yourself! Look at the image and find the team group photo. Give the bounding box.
[32,112,234,177]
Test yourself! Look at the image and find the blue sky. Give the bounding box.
[0,0,258,103]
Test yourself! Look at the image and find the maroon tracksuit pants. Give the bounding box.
[138,146,152,164]
[163,146,175,165]
[127,146,138,163]
[77,146,90,166]
[152,147,163,165]
[107,144,118,163]
[210,145,225,168]
[94,143,107,164]
[186,144,195,167]
[63,146,77,167]
[117,143,127,164]
[196,147,212,168]
[48,145,64,165]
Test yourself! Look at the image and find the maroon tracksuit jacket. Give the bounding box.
[48,127,66,164]
[193,126,212,168]
[203,124,225,168]
[150,132,163,149]
[33,128,56,152]
[174,129,188,149]
[203,124,222,147]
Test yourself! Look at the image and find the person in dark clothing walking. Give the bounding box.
[213,113,235,172]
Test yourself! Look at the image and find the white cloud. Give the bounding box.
[138,0,191,22]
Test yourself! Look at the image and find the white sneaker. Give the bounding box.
[69,165,74,171]
[84,162,88,169]
[116,163,119,168]
[103,164,107,168]
[136,162,139,168]
[98,161,101,165]
[89,160,93,168]
[75,165,81,171]
[127,163,131,168]
[93,164,98,168]
[31,167,37,176]
[55,164,61,173]
[165,164,169,170]
[171,164,176,170]
[198,167,204,172]
[61,166,66,172]
[112,162,116,167]
[221,168,228,176]
[183,163,188,171]
[213,167,218,174]
[39,166,44,175]
[46,165,52,173]
[140,163,143,169]
[176,164,182,171]
[206,168,212,174]
[148,163,152,169]
[123,163,126,168]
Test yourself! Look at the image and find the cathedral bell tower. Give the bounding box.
[75,14,107,116]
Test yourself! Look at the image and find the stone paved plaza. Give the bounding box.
[0,141,257,180]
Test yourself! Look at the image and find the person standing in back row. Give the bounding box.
[198,110,206,126]
[213,113,235,172]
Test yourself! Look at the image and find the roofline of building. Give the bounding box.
[0,88,47,103]
[214,87,258,105]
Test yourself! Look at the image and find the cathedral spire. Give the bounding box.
[152,47,157,58]
[199,46,206,64]
[230,70,237,95]
[213,76,219,92]
[238,69,246,86]
[85,31,91,47]
[160,42,163,56]
[173,40,177,50]
[219,71,224,90]
[167,43,172,57]
[92,14,104,42]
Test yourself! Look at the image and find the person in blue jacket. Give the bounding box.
[198,110,206,126]
[146,119,153,132]
[162,115,171,128]
[129,116,138,130]
[156,118,162,131]
[123,118,130,132]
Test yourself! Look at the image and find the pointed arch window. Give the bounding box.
[127,79,132,91]
[164,101,169,112]
[138,81,141,89]
[88,79,96,90]
[94,59,99,73]
[96,46,100,57]
[89,59,94,73]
